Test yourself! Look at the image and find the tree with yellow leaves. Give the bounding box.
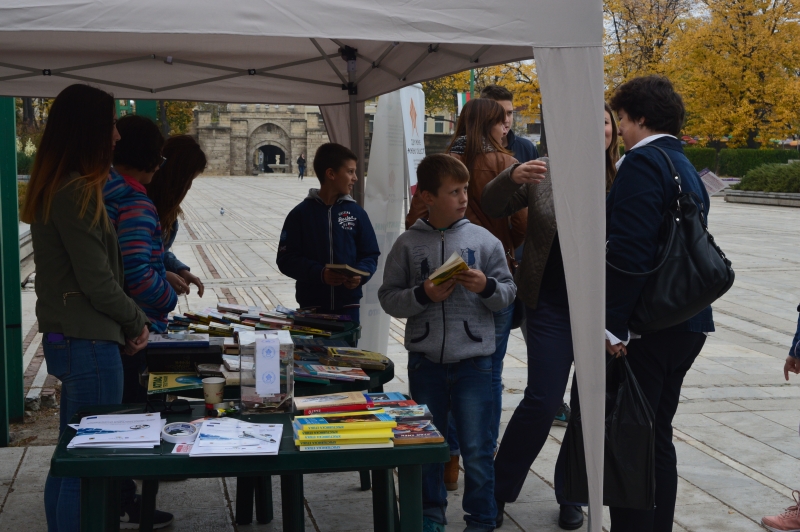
[670,0,800,147]
[422,62,541,124]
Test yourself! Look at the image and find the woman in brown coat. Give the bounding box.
[405,97,527,489]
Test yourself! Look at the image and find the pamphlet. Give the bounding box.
[698,168,728,195]
[255,336,281,396]
[189,418,282,456]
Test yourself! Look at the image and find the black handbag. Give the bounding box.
[564,356,656,510]
[606,146,735,334]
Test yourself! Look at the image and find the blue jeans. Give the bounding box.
[448,304,514,455]
[408,353,496,530]
[43,336,127,532]
[494,298,579,505]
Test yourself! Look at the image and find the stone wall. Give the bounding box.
[195,105,329,177]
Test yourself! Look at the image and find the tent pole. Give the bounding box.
[342,46,364,206]
[0,98,13,445]
[0,98,22,424]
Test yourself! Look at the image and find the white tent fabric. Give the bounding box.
[0,2,607,529]
[535,45,606,529]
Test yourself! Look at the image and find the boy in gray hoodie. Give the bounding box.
[379,154,516,532]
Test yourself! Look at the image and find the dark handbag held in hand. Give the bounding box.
[564,356,656,510]
[606,146,735,334]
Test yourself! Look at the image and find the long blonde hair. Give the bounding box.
[21,84,116,227]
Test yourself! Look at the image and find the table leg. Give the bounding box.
[359,470,372,491]
[371,469,395,532]
[139,479,158,532]
[80,477,120,532]
[398,465,423,532]
[255,475,273,524]
[280,473,305,532]
[236,477,255,525]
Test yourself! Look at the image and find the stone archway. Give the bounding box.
[248,122,291,174]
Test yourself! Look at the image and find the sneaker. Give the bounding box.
[762,491,800,532]
[120,494,174,530]
[495,499,506,528]
[444,455,460,491]
[558,505,584,530]
[553,403,571,427]
[423,516,445,532]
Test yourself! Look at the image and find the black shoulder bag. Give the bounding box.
[606,146,735,334]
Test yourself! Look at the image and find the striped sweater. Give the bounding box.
[104,169,177,332]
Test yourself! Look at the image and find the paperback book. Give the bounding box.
[429,251,469,285]
[364,392,417,407]
[382,404,433,422]
[294,391,367,411]
[297,441,394,451]
[294,411,396,432]
[295,362,370,382]
[147,332,210,349]
[321,348,390,370]
[147,373,204,395]
[392,420,445,445]
[324,264,370,277]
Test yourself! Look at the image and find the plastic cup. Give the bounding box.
[202,377,226,407]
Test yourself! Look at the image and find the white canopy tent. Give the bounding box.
[0,1,607,528]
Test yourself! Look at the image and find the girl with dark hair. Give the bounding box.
[104,115,178,334]
[23,84,150,531]
[145,135,208,297]
[482,103,618,530]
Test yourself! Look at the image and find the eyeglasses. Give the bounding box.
[158,156,168,169]
[145,398,192,415]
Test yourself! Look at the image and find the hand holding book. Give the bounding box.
[453,269,487,293]
[423,279,456,302]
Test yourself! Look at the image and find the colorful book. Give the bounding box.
[294,428,394,441]
[147,332,210,349]
[324,264,370,277]
[294,411,396,432]
[392,420,445,445]
[365,392,412,404]
[297,441,394,451]
[428,251,469,285]
[294,391,368,411]
[382,405,432,422]
[294,362,370,382]
[147,373,204,395]
[321,348,390,370]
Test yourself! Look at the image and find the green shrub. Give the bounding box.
[683,148,717,172]
[717,149,799,177]
[16,151,34,175]
[734,162,800,193]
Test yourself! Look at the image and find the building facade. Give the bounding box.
[195,104,330,177]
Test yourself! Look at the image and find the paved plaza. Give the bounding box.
[1,175,799,531]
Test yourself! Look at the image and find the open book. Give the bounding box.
[428,251,469,285]
[325,264,370,277]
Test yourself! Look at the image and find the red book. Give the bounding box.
[303,402,374,415]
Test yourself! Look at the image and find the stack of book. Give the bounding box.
[67,413,164,449]
[291,391,444,450]
[145,332,225,393]
[292,410,397,451]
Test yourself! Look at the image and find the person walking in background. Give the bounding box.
[145,135,207,297]
[379,154,517,532]
[297,152,306,180]
[21,84,155,532]
[407,98,525,490]
[604,75,714,532]
[482,103,618,530]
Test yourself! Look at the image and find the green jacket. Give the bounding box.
[32,173,149,344]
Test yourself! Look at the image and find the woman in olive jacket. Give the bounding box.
[21,84,149,531]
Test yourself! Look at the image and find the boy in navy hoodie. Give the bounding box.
[276,143,380,322]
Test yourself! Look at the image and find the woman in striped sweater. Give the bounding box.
[103,115,178,334]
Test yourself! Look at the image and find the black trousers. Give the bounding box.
[609,330,706,532]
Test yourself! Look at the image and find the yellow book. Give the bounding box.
[293,421,394,441]
[429,251,469,285]
[294,437,392,445]
[293,411,396,432]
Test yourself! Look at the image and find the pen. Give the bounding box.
[242,431,276,443]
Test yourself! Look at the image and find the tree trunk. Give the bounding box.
[21,98,35,128]
[158,101,170,137]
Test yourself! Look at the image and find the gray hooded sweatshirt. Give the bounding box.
[378,218,516,363]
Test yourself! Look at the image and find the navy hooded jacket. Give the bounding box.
[506,130,539,164]
[276,189,380,310]
[606,136,715,340]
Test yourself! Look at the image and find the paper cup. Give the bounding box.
[202,377,226,406]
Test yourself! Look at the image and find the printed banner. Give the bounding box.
[360,85,426,355]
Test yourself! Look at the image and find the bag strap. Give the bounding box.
[606,143,680,277]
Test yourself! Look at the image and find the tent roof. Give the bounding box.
[0,0,602,103]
